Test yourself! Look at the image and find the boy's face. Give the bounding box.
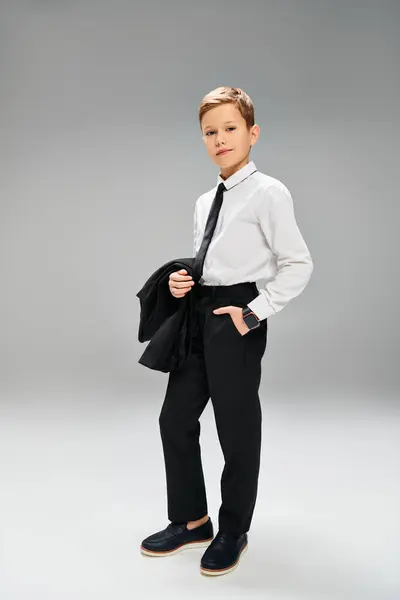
[201,103,259,177]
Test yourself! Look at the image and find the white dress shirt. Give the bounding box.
[193,160,313,321]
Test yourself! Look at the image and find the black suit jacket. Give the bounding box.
[136,257,196,372]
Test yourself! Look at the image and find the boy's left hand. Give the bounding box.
[212,305,250,336]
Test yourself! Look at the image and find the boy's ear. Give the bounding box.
[250,124,260,145]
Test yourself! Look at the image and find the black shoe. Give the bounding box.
[200,531,248,576]
[140,517,214,557]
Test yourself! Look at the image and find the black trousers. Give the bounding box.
[158,281,268,535]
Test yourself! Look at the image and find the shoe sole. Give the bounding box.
[140,537,214,557]
[200,542,248,576]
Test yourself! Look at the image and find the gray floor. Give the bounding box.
[0,388,398,600]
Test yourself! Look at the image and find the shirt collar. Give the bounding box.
[217,160,257,190]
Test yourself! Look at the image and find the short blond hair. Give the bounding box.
[198,86,255,130]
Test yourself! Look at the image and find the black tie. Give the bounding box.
[192,181,226,283]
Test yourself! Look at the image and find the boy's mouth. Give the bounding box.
[216,149,232,156]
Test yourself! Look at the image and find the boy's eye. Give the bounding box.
[205,127,236,136]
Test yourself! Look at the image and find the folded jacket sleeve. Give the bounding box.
[246,183,314,321]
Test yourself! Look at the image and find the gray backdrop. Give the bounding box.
[0,2,399,600]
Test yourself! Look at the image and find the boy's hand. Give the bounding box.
[213,305,250,336]
[169,269,195,298]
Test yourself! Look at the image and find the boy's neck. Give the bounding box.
[219,155,251,180]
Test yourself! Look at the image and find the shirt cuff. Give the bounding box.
[246,293,276,321]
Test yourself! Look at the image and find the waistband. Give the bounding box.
[194,281,258,299]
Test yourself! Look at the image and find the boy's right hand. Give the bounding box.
[169,269,195,298]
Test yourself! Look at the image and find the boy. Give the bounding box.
[140,86,313,576]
